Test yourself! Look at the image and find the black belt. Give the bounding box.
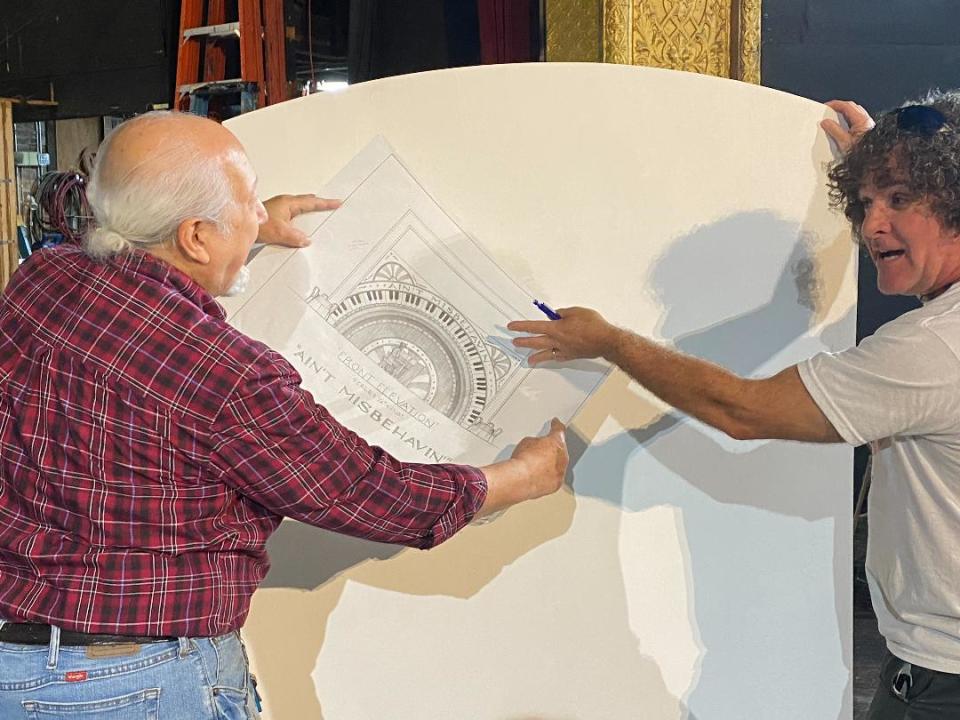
[0,623,177,646]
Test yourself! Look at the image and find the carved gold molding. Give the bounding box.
[546,0,761,84]
[734,0,762,84]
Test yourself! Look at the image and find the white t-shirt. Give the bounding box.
[799,284,960,673]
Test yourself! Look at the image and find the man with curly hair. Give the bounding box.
[509,90,960,718]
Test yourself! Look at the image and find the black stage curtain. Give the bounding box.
[348,0,482,84]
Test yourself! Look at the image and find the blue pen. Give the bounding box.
[533,299,561,320]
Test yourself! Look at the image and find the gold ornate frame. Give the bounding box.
[545,0,761,84]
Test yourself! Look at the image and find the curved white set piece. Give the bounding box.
[224,63,856,720]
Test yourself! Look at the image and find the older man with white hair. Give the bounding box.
[0,111,567,718]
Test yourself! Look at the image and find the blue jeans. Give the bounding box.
[0,623,260,719]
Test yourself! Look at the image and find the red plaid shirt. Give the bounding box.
[0,245,486,637]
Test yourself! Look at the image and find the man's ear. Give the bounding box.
[174,218,212,264]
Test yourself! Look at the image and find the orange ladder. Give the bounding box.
[175,0,287,117]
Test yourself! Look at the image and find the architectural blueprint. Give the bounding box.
[227,138,608,466]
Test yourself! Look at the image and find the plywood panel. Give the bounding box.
[0,100,17,292]
[55,117,100,172]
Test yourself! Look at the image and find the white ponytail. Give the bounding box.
[84,227,132,261]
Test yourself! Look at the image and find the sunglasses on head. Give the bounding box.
[895,105,949,136]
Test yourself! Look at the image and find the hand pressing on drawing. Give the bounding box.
[259,194,342,247]
[508,306,622,365]
[821,100,875,154]
[476,418,569,517]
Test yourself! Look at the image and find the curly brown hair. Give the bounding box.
[827,90,960,243]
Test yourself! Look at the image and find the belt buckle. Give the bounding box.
[892,662,913,701]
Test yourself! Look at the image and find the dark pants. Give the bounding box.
[868,651,960,719]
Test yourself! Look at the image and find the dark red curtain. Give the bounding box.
[477,0,538,64]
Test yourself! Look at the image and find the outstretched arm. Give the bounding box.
[508,307,841,443]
